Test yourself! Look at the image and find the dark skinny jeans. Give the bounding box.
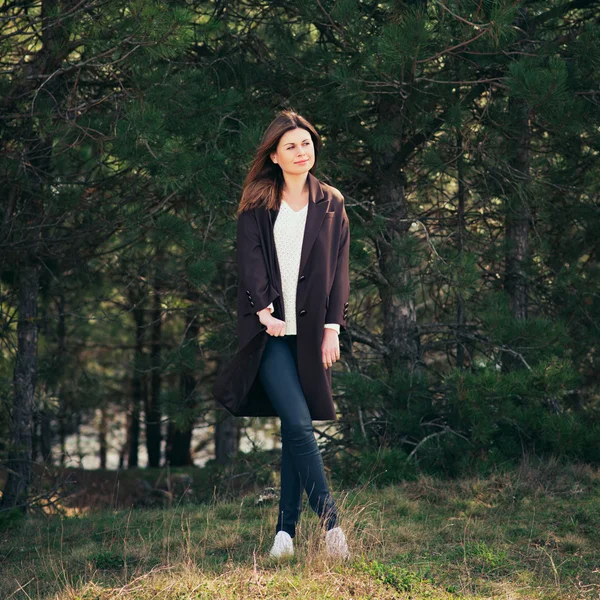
[258,334,338,539]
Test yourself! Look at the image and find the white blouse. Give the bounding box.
[258,200,340,335]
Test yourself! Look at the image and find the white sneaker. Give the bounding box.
[325,526,350,559]
[269,530,294,558]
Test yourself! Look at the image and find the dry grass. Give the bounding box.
[0,457,598,599]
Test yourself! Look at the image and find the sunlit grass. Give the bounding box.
[0,458,598,599]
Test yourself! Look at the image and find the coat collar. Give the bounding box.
[267,171,330,282]
[270,171,326,212]
[307,170,326,204]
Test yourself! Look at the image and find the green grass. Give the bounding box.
[0,458,598,599]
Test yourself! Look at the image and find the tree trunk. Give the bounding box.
[39,409,53,464]
[39,288,67,465]
[99,406,108,469]
[454,61,470,371]
[456,126,468,370]
[166,307,200,467]
[76,413,84,468]
[374,99,420,375]
[503,8,532,372]
[128,303,145,468]
[504,94,531,324]
[166,422,193,466]
[1,263,41,511]
[59,403,67,468]
[146,280,163,467]
[1,0,72,510]
[215,411,238,465]
[119,410,130,470]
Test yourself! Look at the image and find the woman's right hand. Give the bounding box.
[257,308,286,337]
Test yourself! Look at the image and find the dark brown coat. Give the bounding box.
[212,172,350,421]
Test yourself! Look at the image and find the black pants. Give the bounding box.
[258,334,338,538]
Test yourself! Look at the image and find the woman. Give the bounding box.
[212,109,351,559]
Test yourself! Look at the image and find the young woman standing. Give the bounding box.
[212,109,351,559]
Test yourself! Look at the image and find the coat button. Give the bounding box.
[299,309,306,316]
[246,290,251,296]
[250,301,255,307]
[299,275,305,282]
[344,301,349,307]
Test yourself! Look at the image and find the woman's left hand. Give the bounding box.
[321,328,340,369]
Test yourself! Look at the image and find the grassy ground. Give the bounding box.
[0,458,598,599]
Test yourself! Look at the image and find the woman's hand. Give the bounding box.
[321,328,340,369]
[257,307,286,336]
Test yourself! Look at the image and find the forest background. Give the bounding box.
[1,0,599,515]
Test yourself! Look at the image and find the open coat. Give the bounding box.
[211,171,350,421]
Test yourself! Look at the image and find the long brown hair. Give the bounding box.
[236,110,322,216]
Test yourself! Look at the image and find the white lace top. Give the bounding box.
[260,199,340,335]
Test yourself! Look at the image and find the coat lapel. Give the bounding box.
[299,172,329,276]
[264,171,330,288]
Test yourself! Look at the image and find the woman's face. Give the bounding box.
[270,128,315,176]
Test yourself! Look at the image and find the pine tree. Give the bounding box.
[0,0,194,509]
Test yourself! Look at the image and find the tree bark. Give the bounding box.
[39,409,53,464]
[454,60,471,371]
[166,307,200,467]
[504,93,531,324]
[503,8,532,372]
[146,280,163,467]
[1,263,41,511]
[374,98,419,374]
[99,406,108,469]
[128,302,145,468]
[215,411,238,465]
[1,0,72,509]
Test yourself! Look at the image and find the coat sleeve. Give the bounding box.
[237,210,280,316]
[324,204,350,331]
[257,302,274,315]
